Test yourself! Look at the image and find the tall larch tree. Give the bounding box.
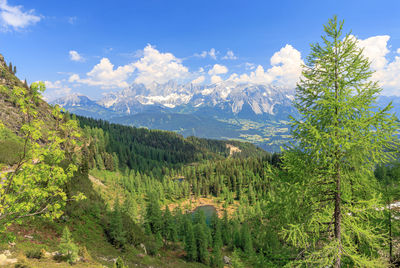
[281,16,398,267]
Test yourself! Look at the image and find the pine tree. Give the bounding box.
[211,225,223,268]
[184,218,197,261]
[221,210,230,245]
[281,16,398,267]
[210,211,219,237]
[241,223,252,254]
[195,223,209,265]
[59,226,79,264]
[145,193,162,234]
[109,198,126,248]
[162,205,178,243]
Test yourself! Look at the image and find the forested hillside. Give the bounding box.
[1,16,400,268]
[77,115,266,175]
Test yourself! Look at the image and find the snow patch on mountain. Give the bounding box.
[54,80,296,117]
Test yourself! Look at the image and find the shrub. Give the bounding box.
[113,256,127,268]
[79,246,92,262]
[25,248,44,259]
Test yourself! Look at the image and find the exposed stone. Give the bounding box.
[223,255,231,264]
[0,253,17,265]
[140,243,147,255]
[2,250,11,256]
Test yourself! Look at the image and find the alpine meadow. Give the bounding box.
[1,2,400,268]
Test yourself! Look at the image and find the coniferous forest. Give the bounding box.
[0,16,400,268]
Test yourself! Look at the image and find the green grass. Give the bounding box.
[0,125,24,165]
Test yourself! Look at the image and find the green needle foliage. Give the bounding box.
[113,256,127,268]
[59,226,79,264]
[281,16,398,267]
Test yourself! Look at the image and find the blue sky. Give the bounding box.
[1,0,400,100]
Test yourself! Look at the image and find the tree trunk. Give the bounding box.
[388,202,392,262]
[334,37,342,268]
[334,169,342,268]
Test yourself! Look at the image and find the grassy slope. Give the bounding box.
[1,170,211,268]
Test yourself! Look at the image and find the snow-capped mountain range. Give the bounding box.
[51,81,400,152]
[53,80,295,118]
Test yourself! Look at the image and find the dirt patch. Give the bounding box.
[167,196,238,218]
[226,144,241,156]
[88,175,106,188]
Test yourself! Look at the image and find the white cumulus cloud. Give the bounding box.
[68,44,190,89]
[69,58,135,89]
[133,44,189,85]
[0,0,41,31]
[353,35,400,95]
[228,44,303,88]
[208,64,228,75]
[354,35,390,70]
[69,50,84,62]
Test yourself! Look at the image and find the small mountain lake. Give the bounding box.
[192,205,217,225]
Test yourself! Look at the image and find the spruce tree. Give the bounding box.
[241,223,252,255]
[145,193,162,234]
[184,218,197,261]
[162,206,173,241]
[211,226,223,268]
[195,223,209,265]
[59,226,79,264]
[109,198,126,248]
[282,16,398,267]
[221,210,230,245]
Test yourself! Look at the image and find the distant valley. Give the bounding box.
[52,81,400,152]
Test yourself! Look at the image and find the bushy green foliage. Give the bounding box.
[0,83,85,234]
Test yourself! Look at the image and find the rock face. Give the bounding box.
[53,80,296,122]
[95,80,295,117]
